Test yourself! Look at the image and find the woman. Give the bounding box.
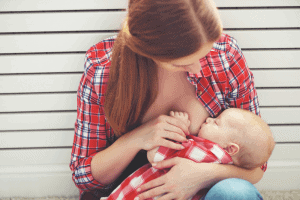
[70,0,265,199]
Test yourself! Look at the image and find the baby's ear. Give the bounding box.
[224,143,239,156]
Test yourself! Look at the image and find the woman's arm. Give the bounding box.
[91,131,142,185]
[71,44,145,191]
[226,35,260,116]
[211,163,264,185]
[91,116,189,185]
[136,158,263,200]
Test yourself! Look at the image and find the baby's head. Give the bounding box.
[198,108,275,169]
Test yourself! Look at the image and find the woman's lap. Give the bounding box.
[81,178,263,200]
[203,178,263,200]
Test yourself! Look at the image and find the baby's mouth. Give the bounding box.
[199,123,204,129]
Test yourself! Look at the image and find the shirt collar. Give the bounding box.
[187,56,212,79]
[187,40,225,80]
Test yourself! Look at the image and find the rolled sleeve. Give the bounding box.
[71,152,105,190]
[226,37,260,116]
[70,49,112,192]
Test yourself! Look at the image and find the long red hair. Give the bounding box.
[104,0,222,136]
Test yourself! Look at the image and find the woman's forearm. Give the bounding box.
[209,163,264,185]
[91,131,141,185]
[91,114,189,186]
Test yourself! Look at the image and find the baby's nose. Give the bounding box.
[206,117,213,123]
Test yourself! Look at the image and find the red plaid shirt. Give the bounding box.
[70,33,265,195]
[101,135,233,200]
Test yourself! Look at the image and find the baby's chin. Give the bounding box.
[196,125,203,137]
[196,130,203,138]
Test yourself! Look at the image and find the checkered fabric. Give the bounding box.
[101,135,233,200]
[70,33,264,195]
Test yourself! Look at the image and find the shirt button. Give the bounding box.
[197,91,202,96]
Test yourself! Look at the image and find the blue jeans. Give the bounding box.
[203,178,263,200]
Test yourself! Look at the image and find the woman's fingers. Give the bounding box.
[156,193,175,200]
[152,157,179,169]
[137,177,166,199]
[137,187,167,200]
[138,114,190,151]
[163,122,186,137]
[161,139,185,150]
[138,176,164,193]
[164,115,190,135]
[162,129,187,142]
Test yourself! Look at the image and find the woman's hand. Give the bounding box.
[147,147,159,163]
[129,115,190,151]
[136,157,218,200]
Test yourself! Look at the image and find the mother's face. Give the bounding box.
[153,41,215,74]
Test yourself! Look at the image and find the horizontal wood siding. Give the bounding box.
[1,89,300,112]
[1,9,299,33]
[0,0,299,12]
[1,31,299,55]
[0,50,299,75]
[0,0,299,197]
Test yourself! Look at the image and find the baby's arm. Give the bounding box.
[146,111,190,163]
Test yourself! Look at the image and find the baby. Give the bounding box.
[148,108,275,170]
[102,108,275,200]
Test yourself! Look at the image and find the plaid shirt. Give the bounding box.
[101,135,233,200]
[70,33,265,195]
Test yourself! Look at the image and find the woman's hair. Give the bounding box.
[104,0,223,136]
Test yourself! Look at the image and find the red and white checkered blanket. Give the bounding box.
[101,135,233,200]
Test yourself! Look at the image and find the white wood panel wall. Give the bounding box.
[0,0,299,198]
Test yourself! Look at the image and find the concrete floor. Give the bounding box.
[2,190,300,200]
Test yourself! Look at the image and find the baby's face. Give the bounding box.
[198,109,244,147]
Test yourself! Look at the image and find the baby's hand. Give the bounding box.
[170,111,190,127]
[147,111,190,163]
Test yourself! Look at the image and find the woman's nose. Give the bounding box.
[186,61,201,74]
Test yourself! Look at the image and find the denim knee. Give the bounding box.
[204,178,263,200]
